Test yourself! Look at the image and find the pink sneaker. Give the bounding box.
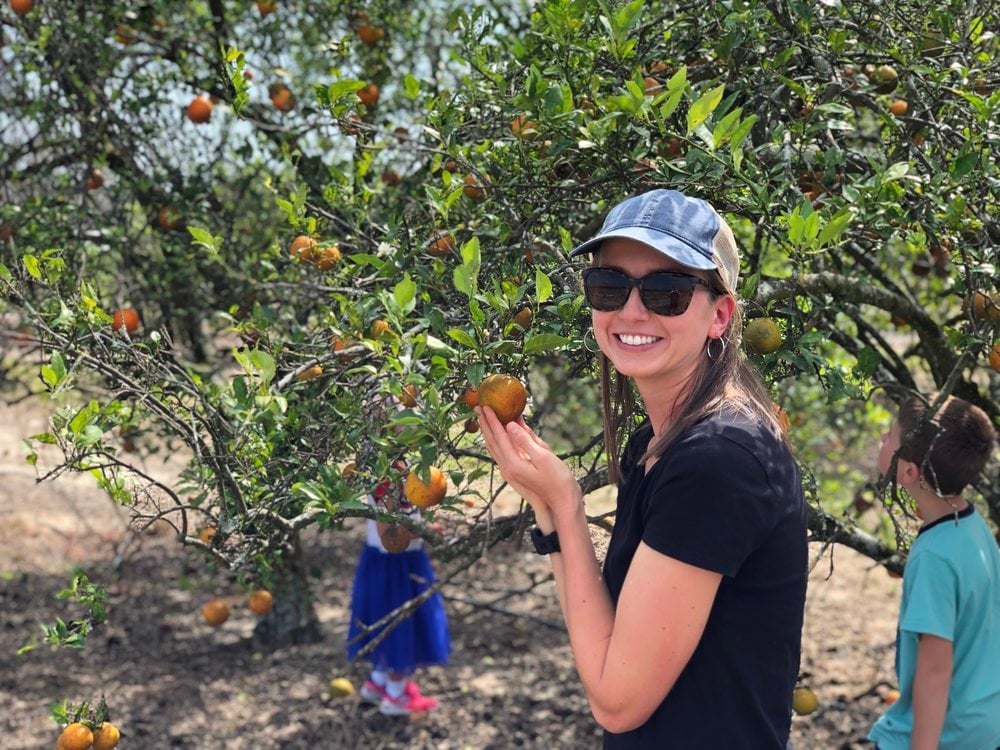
[379,682,440,715]
[360,679,385,704]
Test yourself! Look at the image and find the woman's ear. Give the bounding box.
[710,294,736,339]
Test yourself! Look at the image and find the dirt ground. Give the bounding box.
[0,397,900,749]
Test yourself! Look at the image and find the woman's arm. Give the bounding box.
[478,407,721,732]
[910,633,952,750]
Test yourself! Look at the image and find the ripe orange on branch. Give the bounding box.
[964,291,999,323]
[186,95,213,124]
[111,307,141,334]
[56,723,94,750]
[477,374,527,425]
[10,0,33,15]
[248,589,273,615]
[463,173,487,201]
[288,235,317,263]
[888,99,908,116]
[404,466,447,508]
[357,23,385,45]
[92,721,121,750]
[427,231,456,257]
[357,82,380,108]
[988,343,1000,373]
[256,0,277,15]
[86,169,104,190]
[269,82,295,112]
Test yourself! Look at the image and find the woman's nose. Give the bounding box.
[619,286,649,317]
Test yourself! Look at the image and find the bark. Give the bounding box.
[252,533,322,648]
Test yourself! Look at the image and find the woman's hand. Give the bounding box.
[476,405,582,526]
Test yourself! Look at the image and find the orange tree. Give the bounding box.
[1,0,998,649]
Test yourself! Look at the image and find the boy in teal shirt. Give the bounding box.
[869,394,999,750]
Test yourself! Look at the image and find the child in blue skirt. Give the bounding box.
[346,462,451,715]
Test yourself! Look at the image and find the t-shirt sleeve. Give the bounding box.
[898,551,957,641]
[641,434,776,577]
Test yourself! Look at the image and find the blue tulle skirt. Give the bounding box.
[346,545,451,675]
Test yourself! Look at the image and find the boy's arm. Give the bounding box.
[910,633,952,750]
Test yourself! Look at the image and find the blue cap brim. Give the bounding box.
[569,226,718,272]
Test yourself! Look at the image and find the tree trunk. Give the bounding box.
[252,533,322,648]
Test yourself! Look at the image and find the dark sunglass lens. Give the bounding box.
[641,274,699,316]
[584,269,629,310]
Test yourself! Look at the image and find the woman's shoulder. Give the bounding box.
[670,408,795,481]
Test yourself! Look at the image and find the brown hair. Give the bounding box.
[896,394,997,496]
[598,266,785,484]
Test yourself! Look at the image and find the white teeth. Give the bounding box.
[618,334,658,346]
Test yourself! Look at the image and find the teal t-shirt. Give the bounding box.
[869,506,1000,750]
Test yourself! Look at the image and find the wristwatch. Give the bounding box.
[529,526,561,555]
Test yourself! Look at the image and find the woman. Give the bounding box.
[478,189,807,747]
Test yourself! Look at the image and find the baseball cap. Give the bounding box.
[570,189,741,293]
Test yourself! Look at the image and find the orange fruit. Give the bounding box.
[10,0,33,15]
[357,82,380,108]
[57,723,94,750]
[197,526,217,545]
[297,365,324,382]
[463,173,487,201]
[157,205,182,231]
[988,343,1000,373]
[314,245,341,270]
[884,689,900,705]
[86,169,104,190]
[888,99,908,116]
[400,384,418,408]
[381,169,401,186]
[256,0,277,15]
[477,374,527,425]
[643,76,664,95]
[964,291,1000,323]
[792,686,818,715]
[114,24,137,45]
[462,387,479,408]
[92,721,121,750]
[187,95,213,124]
[357,23,384,45]
[288,235,317,263]
[202,598,230,626]
[330,676,356,696]
[427,232,456,258]
[370,319,391,339]
[248,589,273,615]
[464,417,480,434]
[871,64,899,93]
[744,318,782,355]
[112,307,141,334]
[329,335,355,362]
[511,114,538,139]
[269,82,295,112]
[379,524,412,553]
[404,466,447,508]
[512,306,533,331]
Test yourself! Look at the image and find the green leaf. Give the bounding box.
[523,333,571,354]
[327,79,366,101]
[23,255,41,280]
[446,328,479,349]
[393,273,417,311]
[535,268,553,304]
[882,162,910,183]
[403,73,420,99]
[818,207,856,246]
[687,84,725,133]
[453,237,481,298]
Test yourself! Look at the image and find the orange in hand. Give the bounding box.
[477,374,527,425]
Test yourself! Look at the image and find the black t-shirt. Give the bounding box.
[602,410,807,749]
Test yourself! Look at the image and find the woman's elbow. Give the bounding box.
[591,701,652,735]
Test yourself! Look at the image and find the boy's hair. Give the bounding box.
[897,395,997,496]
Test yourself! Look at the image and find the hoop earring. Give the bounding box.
[583,328,601,354]
[706,337,726,360]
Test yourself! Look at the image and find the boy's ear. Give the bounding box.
[896,458,921,486]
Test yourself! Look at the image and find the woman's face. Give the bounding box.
[591,238,733,390]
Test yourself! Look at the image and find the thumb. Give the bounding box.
[506,420,539,461]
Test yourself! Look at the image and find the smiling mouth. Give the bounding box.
[617,334,660,346]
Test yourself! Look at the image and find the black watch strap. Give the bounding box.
[530,526,561,555]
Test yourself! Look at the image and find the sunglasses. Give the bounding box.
[581,267,716,317]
